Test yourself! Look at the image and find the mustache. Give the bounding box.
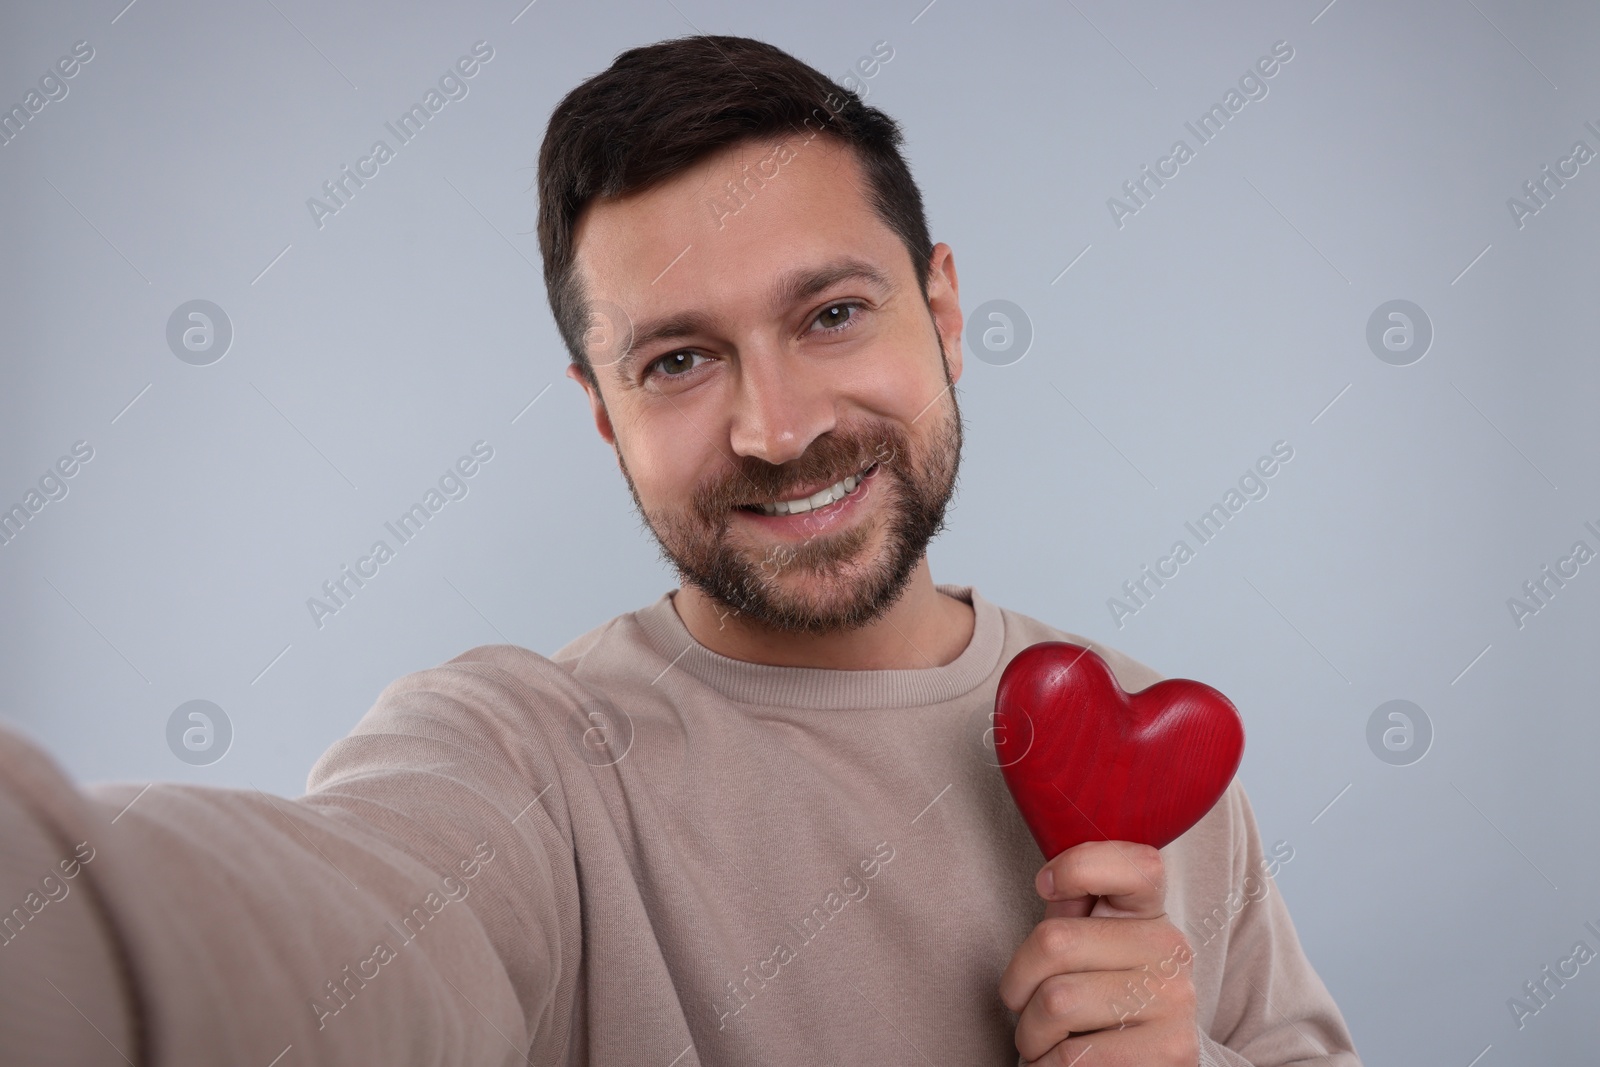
[694,429,902,518]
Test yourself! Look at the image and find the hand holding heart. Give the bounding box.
[990,642,1244,1064]
[998,841,1198,1066]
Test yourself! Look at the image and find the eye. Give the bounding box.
[810,301,865,334]
[643,350,707,380]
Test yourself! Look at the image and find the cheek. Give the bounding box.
[622,411,717,502]
[865,316,952,412]
[837,347,939,422]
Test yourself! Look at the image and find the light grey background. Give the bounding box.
[3,0,1597,1060]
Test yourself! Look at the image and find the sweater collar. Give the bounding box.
[631,583,1006,710]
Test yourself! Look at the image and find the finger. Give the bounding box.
[1021,1019,1196,1067]
[1037,841,1166,918]
[1011,968,1157,1061]
[1044,896,1097,921]
[998,916,1188,1013]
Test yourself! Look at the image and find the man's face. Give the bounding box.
[568,133,965,636]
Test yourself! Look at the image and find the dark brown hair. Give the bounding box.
[537,34,934,392]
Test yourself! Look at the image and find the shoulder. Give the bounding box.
[985,593,1167,694]
[335,592,670,754]
[382,593,650,717]
[329,641,611,755]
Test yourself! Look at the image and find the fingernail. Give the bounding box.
[1038,868,1055,898]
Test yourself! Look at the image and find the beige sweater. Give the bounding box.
[0,585,1361,1065]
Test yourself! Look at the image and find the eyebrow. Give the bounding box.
[612,258,896,377]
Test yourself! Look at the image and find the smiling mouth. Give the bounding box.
[739,461,879,517]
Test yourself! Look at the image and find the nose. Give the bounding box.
[727,345,836,467]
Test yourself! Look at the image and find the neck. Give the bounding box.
[672,559,976,670]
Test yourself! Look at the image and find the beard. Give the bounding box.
[615,343,964,637]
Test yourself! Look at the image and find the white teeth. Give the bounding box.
[754,466,871,517]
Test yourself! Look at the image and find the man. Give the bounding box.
[0,34,1361,1066]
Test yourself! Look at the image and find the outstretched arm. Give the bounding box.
[0,653,583,1066]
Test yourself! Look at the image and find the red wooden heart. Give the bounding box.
[992,641,1245,859]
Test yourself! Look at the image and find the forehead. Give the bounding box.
[570,134,903,319]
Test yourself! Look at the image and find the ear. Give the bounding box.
[567,363,617,446]
[925,242,963,385]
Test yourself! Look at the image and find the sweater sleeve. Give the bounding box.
[0,654,582,1067]
[1199,783,1363,1065]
